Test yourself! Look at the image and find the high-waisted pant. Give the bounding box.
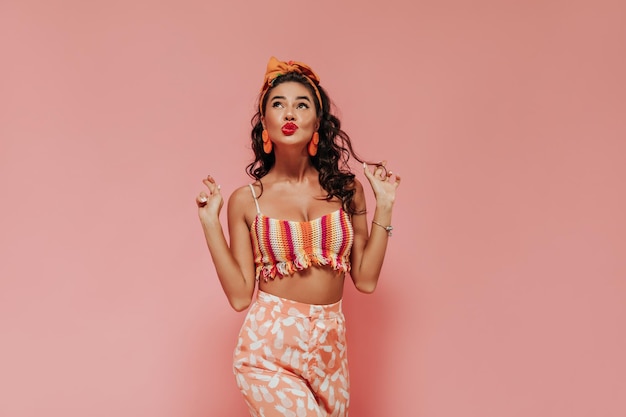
[233,291,350,417]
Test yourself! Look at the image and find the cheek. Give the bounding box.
[265,113,282,129]
[302,115,318,129]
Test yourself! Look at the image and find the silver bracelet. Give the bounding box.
[372,220,393,236]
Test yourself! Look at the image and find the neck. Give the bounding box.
[270,149,316,182]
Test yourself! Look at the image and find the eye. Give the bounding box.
[296,102,310,109]
[271,101,283,108]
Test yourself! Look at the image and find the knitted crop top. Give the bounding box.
[248,184,354,281]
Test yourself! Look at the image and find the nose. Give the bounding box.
[284,107,295,121]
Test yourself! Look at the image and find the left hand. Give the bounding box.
[363,161,401,205]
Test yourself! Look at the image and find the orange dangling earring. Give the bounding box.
[262,129,272,154]
[308,132,319,156]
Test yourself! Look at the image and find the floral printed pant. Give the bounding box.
[233,291,350,417]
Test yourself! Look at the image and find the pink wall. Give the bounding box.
[1,0,625,416]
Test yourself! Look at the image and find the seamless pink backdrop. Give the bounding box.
[1,0,625,416]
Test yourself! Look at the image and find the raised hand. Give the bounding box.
[362,161,401,206]
[196,175,224,223]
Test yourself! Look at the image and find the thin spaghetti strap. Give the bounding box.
[248,184,261,214]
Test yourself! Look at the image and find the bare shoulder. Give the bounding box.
[351,178,367,213]
[352,178,365,193]
[228,184,254,210]
[227,184,257,223]
[352,178,365,199]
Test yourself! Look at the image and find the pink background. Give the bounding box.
[1,0,625,416]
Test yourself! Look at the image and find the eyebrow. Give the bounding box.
[270,95,312,102]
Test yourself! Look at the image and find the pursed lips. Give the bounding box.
[281,122,298,135]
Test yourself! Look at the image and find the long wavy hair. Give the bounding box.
[246,72,367,215]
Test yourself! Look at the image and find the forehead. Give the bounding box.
[268,81,312,99]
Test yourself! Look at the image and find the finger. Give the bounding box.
[202,178,221,194]
[373,165,384,178]
[378,160,387,177]
[196,192,208,207]
[363,163,381,182]
[203,175,218,187]
[376,161,391,178]
[393,173,402,187]
[202,179,213,192]
[362,162,373,178]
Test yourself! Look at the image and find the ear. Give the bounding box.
[261,116,266,129]
[315,118,321,131]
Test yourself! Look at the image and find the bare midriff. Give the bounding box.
[258,265,345,305]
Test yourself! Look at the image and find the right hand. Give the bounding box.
[196,175,224,222]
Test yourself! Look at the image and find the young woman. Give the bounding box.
[196,57,400,417]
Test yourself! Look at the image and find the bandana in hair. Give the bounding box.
[259,56,322,115]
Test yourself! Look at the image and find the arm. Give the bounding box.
[349,163,401,293]
[197,176,256,311]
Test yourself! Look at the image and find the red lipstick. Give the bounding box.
[281,122,298,135]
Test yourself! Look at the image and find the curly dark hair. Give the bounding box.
[246,72,369,215]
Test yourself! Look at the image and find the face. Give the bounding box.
[262,81,319,150]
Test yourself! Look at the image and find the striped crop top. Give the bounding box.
[248,184,354,281]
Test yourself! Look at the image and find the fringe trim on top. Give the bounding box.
[256,253,351,282]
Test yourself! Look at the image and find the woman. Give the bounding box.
[196,57,400,417]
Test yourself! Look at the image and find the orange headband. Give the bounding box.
[259,56,323,115]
